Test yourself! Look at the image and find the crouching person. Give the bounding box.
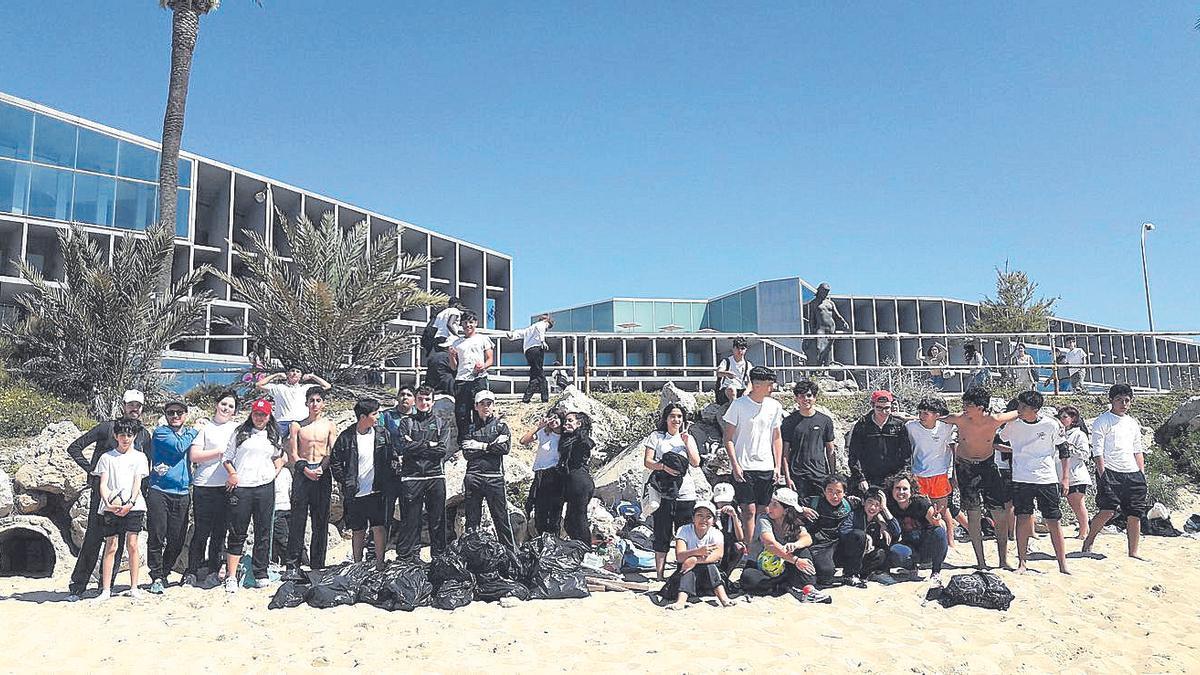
[801,475,868,588]
[855,489,906,580]
[330,398,392,569]
[738,487,831,603]
[661,501,734,609]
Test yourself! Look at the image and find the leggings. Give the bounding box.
[185,485,228,576]
[532,470,565,536]
[653,498,696,553]
[561,467,594,543]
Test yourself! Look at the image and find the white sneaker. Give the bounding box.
[130,588,146,601]
[254,578,273,589]
[224,577,238,594]
[92,590,112,603]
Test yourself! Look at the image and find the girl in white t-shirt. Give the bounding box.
[1057,406,1094,540]
[642,403,701,581]
[520,410,564,536]
[663,502,733,609]
[184,390,239,585]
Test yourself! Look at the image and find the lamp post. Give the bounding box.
[1141,222,1159,389]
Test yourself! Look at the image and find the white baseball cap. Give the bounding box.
[474,389,496,403]
[712,483,736,504]
[122,389,145,404]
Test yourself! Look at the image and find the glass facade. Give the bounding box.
[704,287,758,333]
[0,100,193,235]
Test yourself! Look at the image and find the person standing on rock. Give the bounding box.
[330,398,392,570]
[521,409,565,536]
[781,379,838,500]
[432,296,466,351]
[644,403,702,580]
[255,366,332,439]
[146,399,199,594]
[449,311,495,439]
[93,417,151,602]
[1081,384,1149,559]
[183,390,240,587]
[722,366,785,554]
[393,386,453,560]
[715,337,752,405]
[460,390,516,550]
[65,389,150,601]
[510,314,554,404]
[285,387,338,573]
[847,390,912,495]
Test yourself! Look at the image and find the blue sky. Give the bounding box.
[2,2,1198,331]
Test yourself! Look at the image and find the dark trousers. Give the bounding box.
[271,510,291,564]
[69,476,125,594]
[146,489,191,582]
[523,347,548,403]
[225,482,275,578]
[809,530,868,582]
[464,473,515,551]
[899,526,948,574]
[562,467,594,544]
[381,481,403,551]
[397,478,447,559]
[453,378,489,438]
[185,485,228,576]
[678,563,724,597]
[286,465,332,569]
[740,550,816,594]
[532,469,565,537]
[653,498,696,553]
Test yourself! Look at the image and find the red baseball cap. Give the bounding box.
[251,399,273,415]
[870,390,894,404]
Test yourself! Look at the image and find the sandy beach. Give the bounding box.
[3,501,1199,674]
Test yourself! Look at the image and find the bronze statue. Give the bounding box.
[806,282,849,368]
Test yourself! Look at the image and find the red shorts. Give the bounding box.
[917,474,952,500]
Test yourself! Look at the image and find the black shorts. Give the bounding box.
[734,470,776,506]
[1095,470,1149,518]
[1012,482,1062,520]
[954,456,1010,512]
[1067,484,1088,495]
[345,493,386,531]
[101,511,145,537]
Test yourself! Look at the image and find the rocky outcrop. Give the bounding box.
[544,386,631,455]
[12,421,89,502]
[444,453,533,508]
[658,382,698,417]
[1155,396,1200,449]
[69,489,90,548]
[15,491,47,515]
[0,468,13,519]
[0,515,74,577]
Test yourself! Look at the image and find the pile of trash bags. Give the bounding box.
[268,530,590,612]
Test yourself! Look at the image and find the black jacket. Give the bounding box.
[329,423,392,496]
[847,413,913,487]
[557,431,593,473]
[392,409,453,479]
[66,420,151,473]
[461,414,511,476]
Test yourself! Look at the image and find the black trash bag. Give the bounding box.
[1185,514,1200,534]
[937,571,1014,611]
[306,561,375,589]
[267,580,307,610]
[357,566,394,608]
[521,533,591,600]
[432,579,476,610]
[452,529,507,575]
[382,563,434,612]
[304,574,359,609]
[475,571,531,602]
[1142,516,1182,537]
[429,552,472,586]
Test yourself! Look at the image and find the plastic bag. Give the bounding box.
[429,552,472,586]
[475,571,531,602]
[432,579,475,610]
[304,575,358,609]
[937,571,1014,611]
[381,563,434,612]
[452,529,507,575]
[1184,514,1200,534]
[267,580,307,610]
[521,533,591,600]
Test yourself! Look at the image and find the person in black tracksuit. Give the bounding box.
[847,392,913,495]
[557,412,595,544]
[460,390,515,551]
[329,398,393,567]
[392,386,453,560]
[64,396,151,598]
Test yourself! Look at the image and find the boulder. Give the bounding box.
[1155,395,1200,448]
[687,421,723,458]
[815,376,860,393]
[593,440,712,506]
[544,386,631,454]
[0,515,74,577]
[13,421,89,502]
[443,453,534,508]
[69,489,90,548]
[700,402,727,425]
[15,491,48,515]
[659,382,698,417]
[588,498,620,542]
[329,481,344,525]
[0,468,13,519]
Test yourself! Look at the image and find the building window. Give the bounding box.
[118,140,158,182]
[0,159,30,215]
[28,165,73,221]
[75,127,118,175]
[0,102,33,160]
[72,172,116,226]
[115,179,157,231]
[32,115,77,168]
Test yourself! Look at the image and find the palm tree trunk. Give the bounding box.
[158,5,200,240]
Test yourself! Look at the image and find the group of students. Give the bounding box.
[646,363,1150,609]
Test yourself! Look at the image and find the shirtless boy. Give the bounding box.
[285,386,339,572]
[941,386,1019,570]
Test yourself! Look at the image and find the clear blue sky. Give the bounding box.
[2,2,1198,331]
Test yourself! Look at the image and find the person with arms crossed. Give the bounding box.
[222,398,286,592]
[722,366,785,552]
[393,386,454,560]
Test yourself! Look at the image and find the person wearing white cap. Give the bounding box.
[711,482,746,575]
[64,389,150,601]
[459,389,515,550]
[739,487,830,603]
[662,501,734,609]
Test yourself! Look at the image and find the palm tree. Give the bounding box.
[217,210,444,386]
[0,224,215,419]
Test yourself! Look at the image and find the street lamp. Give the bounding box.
[1140,222,1159,389]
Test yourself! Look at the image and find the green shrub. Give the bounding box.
[0,379,95,436]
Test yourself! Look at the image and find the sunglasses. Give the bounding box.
[165,409,187,416]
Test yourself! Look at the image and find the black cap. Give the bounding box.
[748,366,776,382]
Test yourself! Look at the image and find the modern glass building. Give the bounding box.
[0,92,513,391]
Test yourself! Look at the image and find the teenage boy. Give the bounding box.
[394,386,453,560]
[847,391,912,495]
[94,418,150,602]
[1082,384,1149,559]
[715,337,752,405]
[330,398,392,569]
[432,296,466,351]
[380,385,416,546]
[65,389,150,601]
[145,399,198,594]
[941,386,1020,570]
[286,386,339,573]
[905,397,957,547]
[1000,390,1071,574]
[1059,337,1089,392]
[722,365,785,551]
[449,311,495,437]
[800,475,868,588]
[460,389,515,550]
[781,379,837,499]
[256,366,332,437]
[510,314,554,404]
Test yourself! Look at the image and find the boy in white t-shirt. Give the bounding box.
[449,310,495,438]
[999,390,1070,575]
[94,418,150,601]
[722,366,784,552]
[1082,384,1149,559]
[664,502,734,609]
[905,397,956,548]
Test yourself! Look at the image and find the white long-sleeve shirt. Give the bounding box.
[1090,411,1144,474]
[510,319,550,352]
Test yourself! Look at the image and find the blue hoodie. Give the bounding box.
[149,425,198,495]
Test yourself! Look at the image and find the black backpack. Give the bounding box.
[936,571,1014,611]
[419,314,439,355]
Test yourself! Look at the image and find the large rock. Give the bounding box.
[700,402,727,426]
[545,386,631,454]
[687,421,723,458]
[659,382,698,417]
[0,515,74,577]
[12,421,89,502]
[0,468,13,519]
[1155,395,1200,448]
[443,453,533,508]
[431,394,459,450]
[15,491,47,515]
[593,440,711,506]
[69,488,90,548]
